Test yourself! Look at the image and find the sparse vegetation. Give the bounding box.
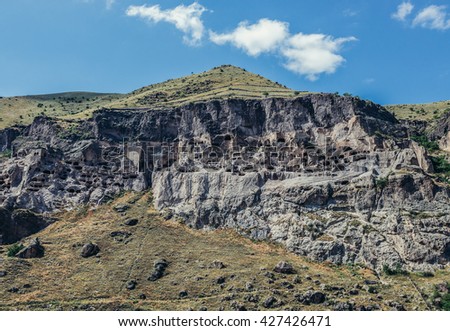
[442,293,450,311]
[431,282,450,311]
[376,177,389,190]
[363,224,376,234]
[417,271,434,278]
[386,101,450,121]
[382,264,408,276]
[412,135,439,153]
[431,155,450,174]
[0,92,122,129]
[7,243,24,257]
[0,149,12,158]
[430,155,450,184]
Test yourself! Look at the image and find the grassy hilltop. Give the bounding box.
[0,65,300,129]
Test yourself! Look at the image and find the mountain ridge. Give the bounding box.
[1,64,449,130]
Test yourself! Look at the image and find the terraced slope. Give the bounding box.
[119,65,298,108]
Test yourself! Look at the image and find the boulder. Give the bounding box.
[333,301,354,311]
[80,243,100,258]
[16,238,45,259]
[126,280,137,290]
[262,296,278,309]
[7,287,19,293]
[215,276,226,284]
[114,204,130,213]
[388,301,406,311]
[148,259,168,281]
[210,260,226,269]
[274,261,295,274]
[110,231,131,242]
[124,218,139,226]
[295,290,326,305]
[231,302,247,311]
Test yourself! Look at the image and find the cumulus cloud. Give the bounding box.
[209,18,356,81]
[412,5,450,30]
[281,34,357,81]
[126,2,207,45]
[209,19,289,56]
[392,1,414,21]
[392,2,450,30]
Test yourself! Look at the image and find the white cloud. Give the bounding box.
[343,9,358,17]
[392,1,414,21]
[106,0,115,10]
[412,5,450,30]
[209,19,289,56]
[126,2,207,46]
[78,0,115,9]
[281,34,357,81]
[209,18,355,80]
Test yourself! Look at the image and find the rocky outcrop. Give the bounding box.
[0,127,22,153]
[0,94,448,271]
[152,168,449,271]
[430,112,450,152]
[16,237,45,258]
[431,111,450,140]
[0,207,53,244]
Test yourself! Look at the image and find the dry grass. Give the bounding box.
[0,65,306,130]
[0,192,448,311]
[0,92,122,129]
[386,100,450,121]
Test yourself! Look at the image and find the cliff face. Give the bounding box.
[431,111,450,152]
[0,94,449,271]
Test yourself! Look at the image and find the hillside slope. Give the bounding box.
[1,192,448,311]
[386,100,450,122]
[0,65,300,129]
[0,92,122,129]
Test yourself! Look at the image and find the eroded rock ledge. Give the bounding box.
[0,94,449,271]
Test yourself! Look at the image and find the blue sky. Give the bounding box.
[1,0,450,105]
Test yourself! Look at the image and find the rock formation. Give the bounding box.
[0,94,449,272]
[16,237,45,258]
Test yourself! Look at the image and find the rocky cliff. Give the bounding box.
[0,94,449,271]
